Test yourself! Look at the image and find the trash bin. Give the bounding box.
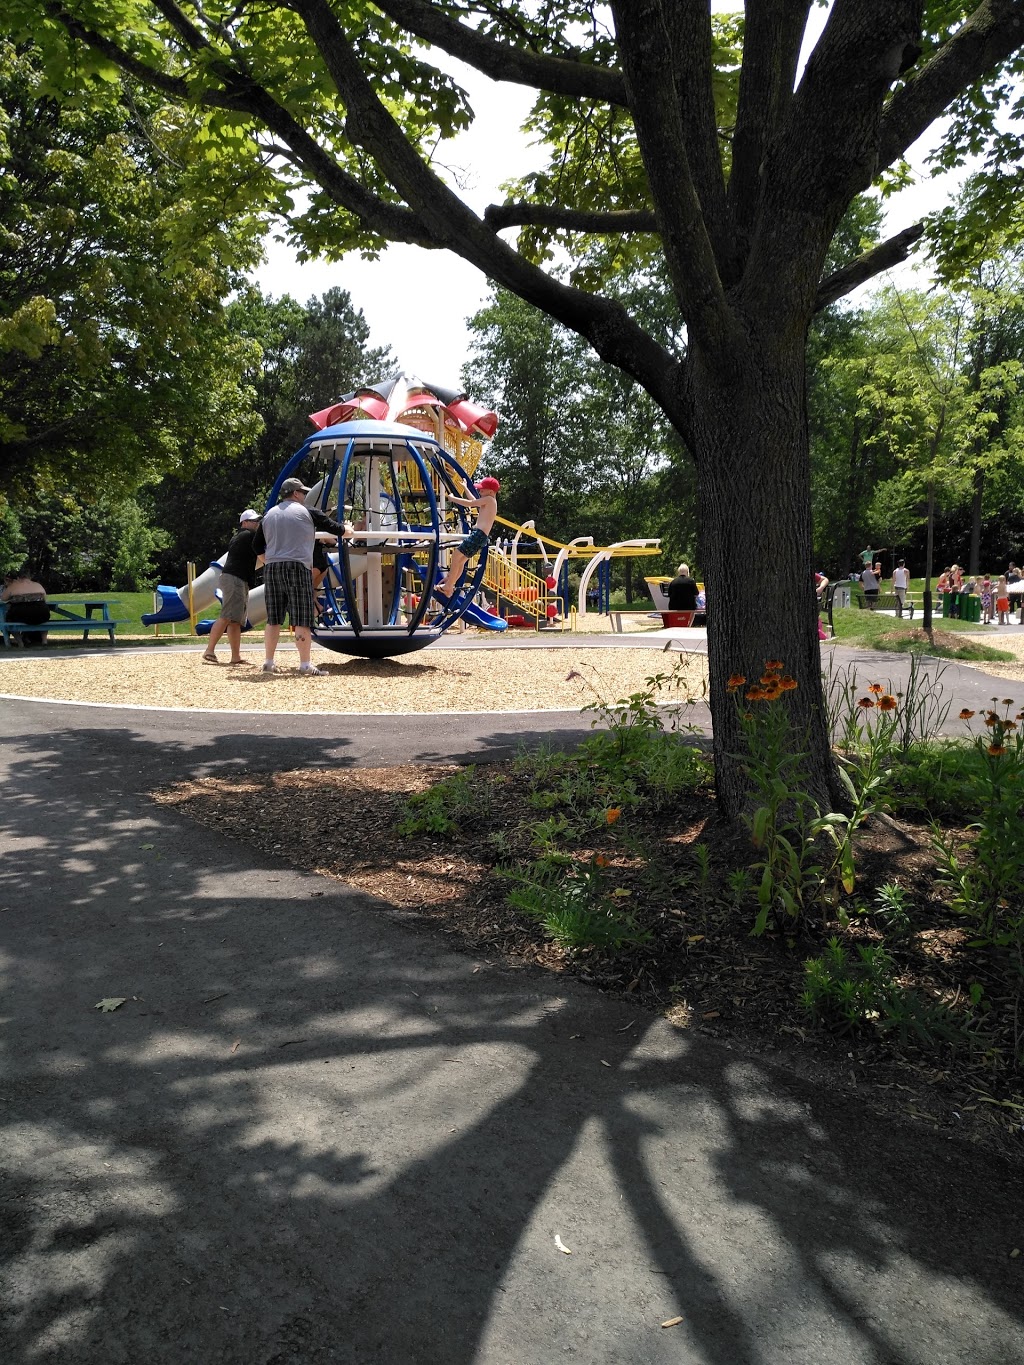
[940,592,949,618]
[970,594,982,622]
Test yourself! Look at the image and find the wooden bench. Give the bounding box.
[853,591,915,617]
[0,599,130,647]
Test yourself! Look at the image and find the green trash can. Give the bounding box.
[941,592,949,618]
[971,594,982,622]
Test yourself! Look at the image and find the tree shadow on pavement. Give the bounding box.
[0,723,1021,1365]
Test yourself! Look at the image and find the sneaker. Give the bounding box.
[299,665,323,677]
[261,661,276,673]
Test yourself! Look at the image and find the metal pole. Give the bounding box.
[923,481,935,633]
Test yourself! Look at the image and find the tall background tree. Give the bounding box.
[11,2,1024,815]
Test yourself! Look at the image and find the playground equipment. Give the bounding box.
[144,370,665,653]
[143,375,506,659]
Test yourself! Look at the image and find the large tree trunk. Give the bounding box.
[688,328,841,818]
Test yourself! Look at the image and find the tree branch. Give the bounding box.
[662,1,733,277]
[609,0,736,363]
[729,1,813,259]
[292,0,689,437]
[813,223,925,311]
[42,0,438,248]
[371,0,628,105]
[483,203,656,233]
[877,0,1024,172]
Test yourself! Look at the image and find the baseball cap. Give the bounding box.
[476,476,500,493]
[280,477,311,496]
[239,508,260,523]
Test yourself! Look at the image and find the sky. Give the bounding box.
[251,7,967,388]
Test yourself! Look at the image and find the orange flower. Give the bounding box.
[594,854,611,867]
[727,674,746,691]
[984,714,998,728]
[761,685,783,702]
[765,659,783,672]
[857,697,875,709]
[877,694,898,711]
[1003,699,1016,707]
[1005,720,1017,731]
[779,675,798,691]
[759,673,777,685]
[988,744,1007,757]
[959,709,975,720]
[605,808,622,825]
[868,682,883,694]
[746,686,766,702]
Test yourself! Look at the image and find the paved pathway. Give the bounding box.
[1,645,1022,1364]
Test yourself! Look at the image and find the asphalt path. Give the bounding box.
[2,641,1023,1364]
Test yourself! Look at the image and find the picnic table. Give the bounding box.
[0,598,129,647]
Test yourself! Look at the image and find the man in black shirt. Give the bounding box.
[666,563,699,612]
[202,509,262,664]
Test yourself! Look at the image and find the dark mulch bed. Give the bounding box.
[153,761,1024,1160]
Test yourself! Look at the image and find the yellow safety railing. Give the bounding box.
[483,546,559,626]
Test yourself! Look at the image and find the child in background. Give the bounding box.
[996,575,1010,625]
[981,576,993,625]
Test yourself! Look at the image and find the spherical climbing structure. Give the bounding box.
[276,375,502,660]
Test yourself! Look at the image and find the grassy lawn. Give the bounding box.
[829,606,1014,660]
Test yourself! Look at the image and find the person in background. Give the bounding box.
[860,559,880,608]
[892,559,909,617]
[996,575,1011,626]
[202,509,262,665]
[1009,563,1023,622]
[1,568,50,645]
[981,576,993,625]
[666,562,699,612]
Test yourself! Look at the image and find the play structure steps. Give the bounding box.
[483,547,558,623]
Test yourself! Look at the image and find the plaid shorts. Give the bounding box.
[263,560,315,629]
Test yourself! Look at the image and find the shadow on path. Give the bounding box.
[0,720,1021,1364]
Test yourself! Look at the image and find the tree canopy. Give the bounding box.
[14,1,1024,813]
[0,38,264,499]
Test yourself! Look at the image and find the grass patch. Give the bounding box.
[830,608,1013,660]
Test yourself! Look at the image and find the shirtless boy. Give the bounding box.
[437,476,500,599]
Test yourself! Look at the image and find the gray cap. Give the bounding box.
[280,477,311,496]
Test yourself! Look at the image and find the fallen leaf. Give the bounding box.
[661,1316,684,1328]
[1011,1248,1021,1259]
[611,887,632,898]
[554,1234,572,1255]
[140,843,154,850]
[600,1059,611,1067]
[230,1039,240,1054]
[687,935,705,944]
[569,1033,583,1039]
[701,1011,721,1020]
[95,997,127,1012]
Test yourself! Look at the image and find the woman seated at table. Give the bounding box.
[1,568,50,645]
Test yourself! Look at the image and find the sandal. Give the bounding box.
[201,653,219,664]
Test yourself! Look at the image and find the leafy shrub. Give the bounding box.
[802,938,963,1048]
[397,769,482,837]
[498,856,649,950]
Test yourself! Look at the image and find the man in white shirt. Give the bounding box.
[892,560,910,617]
